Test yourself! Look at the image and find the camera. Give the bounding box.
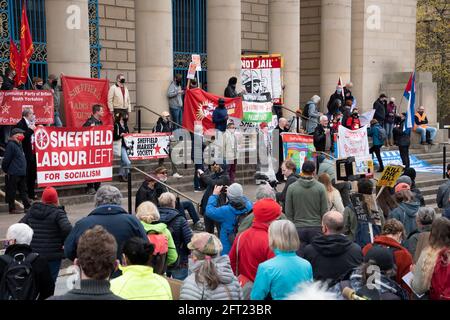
[254,172,278,189]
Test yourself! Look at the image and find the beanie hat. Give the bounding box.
[402,168,416,181]
[395,182,410,193]
[364,246,395,271]
[227,183,243,201]
[253,198,281,223]
[396,176,412,186]
[42,187,58,205]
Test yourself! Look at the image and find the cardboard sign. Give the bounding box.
[192,54,202,71]
[0,90,54,125]
[35,125,113,187]
[123,133,171,160]
[187,62,197,80]
[377,165,404,187]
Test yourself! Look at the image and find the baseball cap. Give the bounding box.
[154,167,168,175]
[10,128,25,136]
[364,246,395,271]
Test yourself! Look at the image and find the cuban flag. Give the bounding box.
[403,71,416,131]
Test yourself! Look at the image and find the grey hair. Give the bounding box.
[6,223,34,245]
[158,192,176,208]
[322,211,344,234]
[22,108,33,118]
[269,220,300,252]
[95,185,122,207]
[417,207,435,225]
[320,115,328,122]
[311,95,321,104]
[255,184,276,200]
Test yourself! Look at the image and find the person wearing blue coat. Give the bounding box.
[64,186,148,262]
[206,183,253,255]
[212,98,229,132]
[368,119,385,172]
[251,220,313,300]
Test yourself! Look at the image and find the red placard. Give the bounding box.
[0,90,54,125]
[183,88,243,132]
[61,75,112,128]
[281,133,313,144]
[34,125,113,187]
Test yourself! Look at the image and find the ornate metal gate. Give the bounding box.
[172,0,207,88]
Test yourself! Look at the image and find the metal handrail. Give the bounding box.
[134,105,193,133]
[132,166,200,207]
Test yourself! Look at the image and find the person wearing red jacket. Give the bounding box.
[362,219,413,291]
[229,198,282,295]
[346,108,361,130]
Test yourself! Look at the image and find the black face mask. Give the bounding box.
[36,85,43,90]
[51,80,58,88]
[120,79,126,84]
[176,80,182,86]
[123,117,129,122]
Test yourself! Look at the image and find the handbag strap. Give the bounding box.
[236,233,241,276]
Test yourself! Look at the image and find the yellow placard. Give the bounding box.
[377,165,404,188]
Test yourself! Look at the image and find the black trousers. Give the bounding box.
[6,175,30,211]
[26,159,37,199]
[399,146,410,168]
[87,182,101,191]
[370,145,384,170]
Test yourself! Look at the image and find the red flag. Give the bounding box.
[9,38,21,86]
[18,0,34,86]
[183,88,243,132]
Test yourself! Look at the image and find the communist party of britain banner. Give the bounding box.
[241,54,283,104]
[183,88,243,132]
[281,133,316,174]
[34,125,113,187]
[61,75,112,128]
[123,133,171,160]
[0,90,54,125]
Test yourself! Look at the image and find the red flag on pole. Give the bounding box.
[18,0,34,86]
[9,38,21,86]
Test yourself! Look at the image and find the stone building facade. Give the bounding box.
[3,0,424,128]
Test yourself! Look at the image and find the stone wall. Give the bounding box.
[241,0,269,54]
[351,0,417,112]
[98,0,136,108]
[299,0,321,106]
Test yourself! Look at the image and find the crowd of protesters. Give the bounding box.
[1,70,449,301]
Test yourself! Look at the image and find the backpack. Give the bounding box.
[377,127,387,142]
[0,252,39,300]
[147,230,169,275]
[429,249,450,300]
[227,209,252,246]
[349,194,382,248]
[302,103,310,119]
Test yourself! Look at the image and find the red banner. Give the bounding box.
[61,75,112,128]
[183,88,243,132]
[0,90,54,125]
[18,0,34,86]
[9,38,21,87]
[34,125,113,187]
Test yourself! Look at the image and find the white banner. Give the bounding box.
[337,125,370,159]
[123,133,171,160]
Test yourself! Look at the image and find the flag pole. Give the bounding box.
[27,73,36,90]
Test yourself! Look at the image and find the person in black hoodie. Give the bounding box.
[0,223,54,300]
[303,211,363,285]
[276,159,299,211]
[373,94,388,127]
[198,163,231,234]
[20,187,72,283]
[212,98,228,132]
[224,76,244,98]
[1,128,31,214]
[157,192,192,281]
[313,115,329,152]
[113,112,130,182]
[393,112,411,168]
[326,87,345,117]
[401,168,425,207]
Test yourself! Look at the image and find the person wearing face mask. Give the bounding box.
[43,74,62,127]
[33,77,44,90]
[1,128,31,214]
[108,73,131,120]
[414,106,437,145]
[114,112,131,182]
[15,109,37,201]
[224,77,245,98]
[167,74,184,127]
[346,107,361,130]
[373,93,388,127]
[1,68,16,90]
[327,86,345,117]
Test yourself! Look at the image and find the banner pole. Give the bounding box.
[376,186,385,200]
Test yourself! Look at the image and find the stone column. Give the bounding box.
[320,0,352,108]
[45,0,91,77]
[269,0,300,109]
[207,0,241,96]
[135,0,173,126]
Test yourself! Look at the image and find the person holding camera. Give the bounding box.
[205,183,253,255]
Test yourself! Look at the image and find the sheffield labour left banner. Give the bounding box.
[183,88,243,132]
[35,125,113,187]
[61,75,112,128]
[123,133,171,160]
[0,90,54,125]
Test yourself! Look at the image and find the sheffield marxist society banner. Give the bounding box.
[123,133,171,160]
[183,88,243,132]
[281,133,316,174]
[61,75,112,128]
[34,125,113,187]
[0,90,54,125]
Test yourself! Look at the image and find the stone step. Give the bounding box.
[414,179,446,189]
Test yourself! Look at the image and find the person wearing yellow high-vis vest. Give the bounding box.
[414,106,437,145]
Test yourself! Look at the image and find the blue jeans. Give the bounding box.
[384,122,394,140]
[48,259,62,284]
[167,267,188,281]
[53,111,63,127]
[170,106,183,128]
[120,146,131,178]
[415,126,437,143]
[178,200,200,224]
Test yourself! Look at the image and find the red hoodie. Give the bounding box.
[229,221,275,282]
[363,235,413,291]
